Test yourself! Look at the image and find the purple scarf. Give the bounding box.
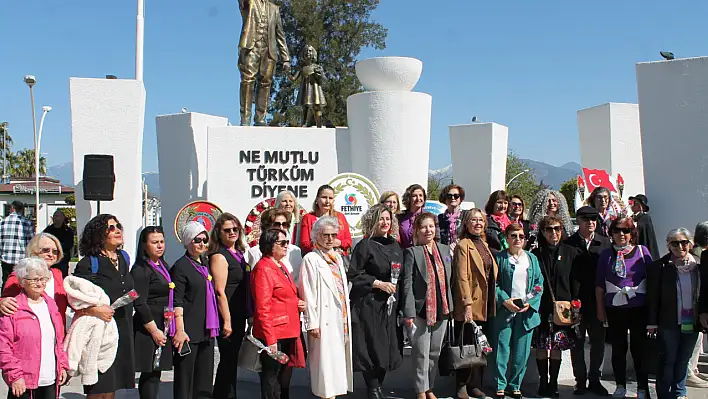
[226,247,245,265]
[187,256,220,338]
[148,259,176,336]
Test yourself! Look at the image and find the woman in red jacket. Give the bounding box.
[299,184,352,256]
[0,233,69,328]
[252,228,306,399]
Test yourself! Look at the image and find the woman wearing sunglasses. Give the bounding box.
[209,213,250,399]
[130,226,174,399]
[647,228,701,399]
[170,221,218,399]
[595,217,652,399]
[248,209,303,283]
[493,223,544,399]
[1,233,69,329]
[437,184,467,251]
[72,214,136,398]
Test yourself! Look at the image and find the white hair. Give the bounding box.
[14,257,50,282]
[311,216,339,240]
[528,189,573,236]
[666,228,693,244]
[276,190,301,223]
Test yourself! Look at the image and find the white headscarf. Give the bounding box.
[180,221,208,248]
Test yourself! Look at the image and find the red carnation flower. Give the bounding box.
[571,299,582,309]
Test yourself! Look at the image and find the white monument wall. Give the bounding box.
[70,78,145,259]
[577,103,645,200]
[206,126,340,224]
[637,57,708,243]
[347,89,432,197]
[449,123,509,209]
[156,112,228,263]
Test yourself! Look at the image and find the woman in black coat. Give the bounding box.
[531,216,580,398]
[484,190,511,252]
[209,213,250,399]
[131,226,174,399]
[73,214,136,398]
[437,184,467,249]
[347,204,404,399]
[171,222,219,399]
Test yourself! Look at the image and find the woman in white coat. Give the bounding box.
[299,216,354,399]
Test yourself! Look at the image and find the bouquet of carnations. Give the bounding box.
[110,289,139,309]
[571,299,582,334]
[246,334,290,365]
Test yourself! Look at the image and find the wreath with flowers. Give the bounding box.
[244,198,307,247]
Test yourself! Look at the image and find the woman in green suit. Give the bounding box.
[493,222,544,399]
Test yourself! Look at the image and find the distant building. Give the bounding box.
[0,176,75,229]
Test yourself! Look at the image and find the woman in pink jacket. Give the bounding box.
[0,257,69,399]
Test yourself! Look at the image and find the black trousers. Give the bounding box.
[138,371,162,399]
[173,339,215,399]
[213,324,246,399]
[571,310,607,384]
[7,383,56,399]
[606,306,649,389]
[259,338,295,399]
[1,261,15,292]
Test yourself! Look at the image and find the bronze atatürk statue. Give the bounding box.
[288,45,327,128]
[238,0,291,126]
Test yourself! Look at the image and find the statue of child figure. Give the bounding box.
[289,45,327,128]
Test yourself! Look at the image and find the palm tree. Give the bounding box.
[0,122,13,160]
[8,149,47,178]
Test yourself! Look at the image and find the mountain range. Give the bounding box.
[47,158,581,198]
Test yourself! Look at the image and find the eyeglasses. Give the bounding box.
[222,227,241,234]
[446,193,460,200]
[107,223,123,233]
[670,240,691,248]
[509,234,526,240]
[275,240,289,247]
[510,202,523,207]
[40,248,59,255]
[612,227,632,235]
[577,217,597,223]
[26,277,50,285]
[192,237,209,244]
[271,222,291,229]
[544,226,562,233]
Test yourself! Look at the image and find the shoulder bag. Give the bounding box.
[542,259,573,326]
[439,319,486,373]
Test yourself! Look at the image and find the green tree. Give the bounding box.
[559,178,578,217]
[0,123,13,157]
[505,150,543,206]
[64,193,76,205]
[8,149,47,178]
[268,0,388,127]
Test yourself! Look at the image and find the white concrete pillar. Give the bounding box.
[449,123,508,209]
[636,57,708,243]
[577,103,645,200]
[155,112,228,263]
[70,78,145,260]
[347,57,432,196]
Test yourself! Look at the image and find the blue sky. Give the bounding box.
[1,0,707,173]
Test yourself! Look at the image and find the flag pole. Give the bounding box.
[136,0,145,81]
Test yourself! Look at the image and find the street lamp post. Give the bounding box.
[24,75,38,228]
[0,122,7,183]
[35,106,51,233]
[506,169,531,187]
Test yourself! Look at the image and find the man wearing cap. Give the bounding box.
[629,194,660,259]
[566,206,612,395]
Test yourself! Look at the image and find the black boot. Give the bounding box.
[367,387,384,399]
[537,358,550,397]
[549,359,562,398]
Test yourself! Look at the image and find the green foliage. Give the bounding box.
[505,150,545,207]
[559,178,578,217]
[7,149,47,178]
[427,175,444,203]
[65,193,76,205]
[268,0,388,127]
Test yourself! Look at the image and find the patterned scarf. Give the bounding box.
[613,245,635,278]
[317,248,348,342]
[491,213,511,232]
[423,243,450,326]
[445,209,461,244]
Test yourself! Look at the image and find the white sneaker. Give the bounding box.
[612,385,626,398]
[636,389,648,399]
[677,396,688,399]
[686,374,708,388]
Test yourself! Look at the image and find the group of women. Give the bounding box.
[0,182,706,399]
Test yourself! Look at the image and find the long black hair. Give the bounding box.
[79,214,120,257]
[136,226,166,265]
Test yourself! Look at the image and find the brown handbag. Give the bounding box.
[542,262,573,326]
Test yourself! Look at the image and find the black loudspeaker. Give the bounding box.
[83,155,115,201]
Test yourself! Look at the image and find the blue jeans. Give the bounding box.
[658,326,699,399]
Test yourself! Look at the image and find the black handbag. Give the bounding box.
[439,319,487,373]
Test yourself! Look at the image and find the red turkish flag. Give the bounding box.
[582,168,616,192]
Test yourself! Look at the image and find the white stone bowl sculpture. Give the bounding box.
[355,57,423,92]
